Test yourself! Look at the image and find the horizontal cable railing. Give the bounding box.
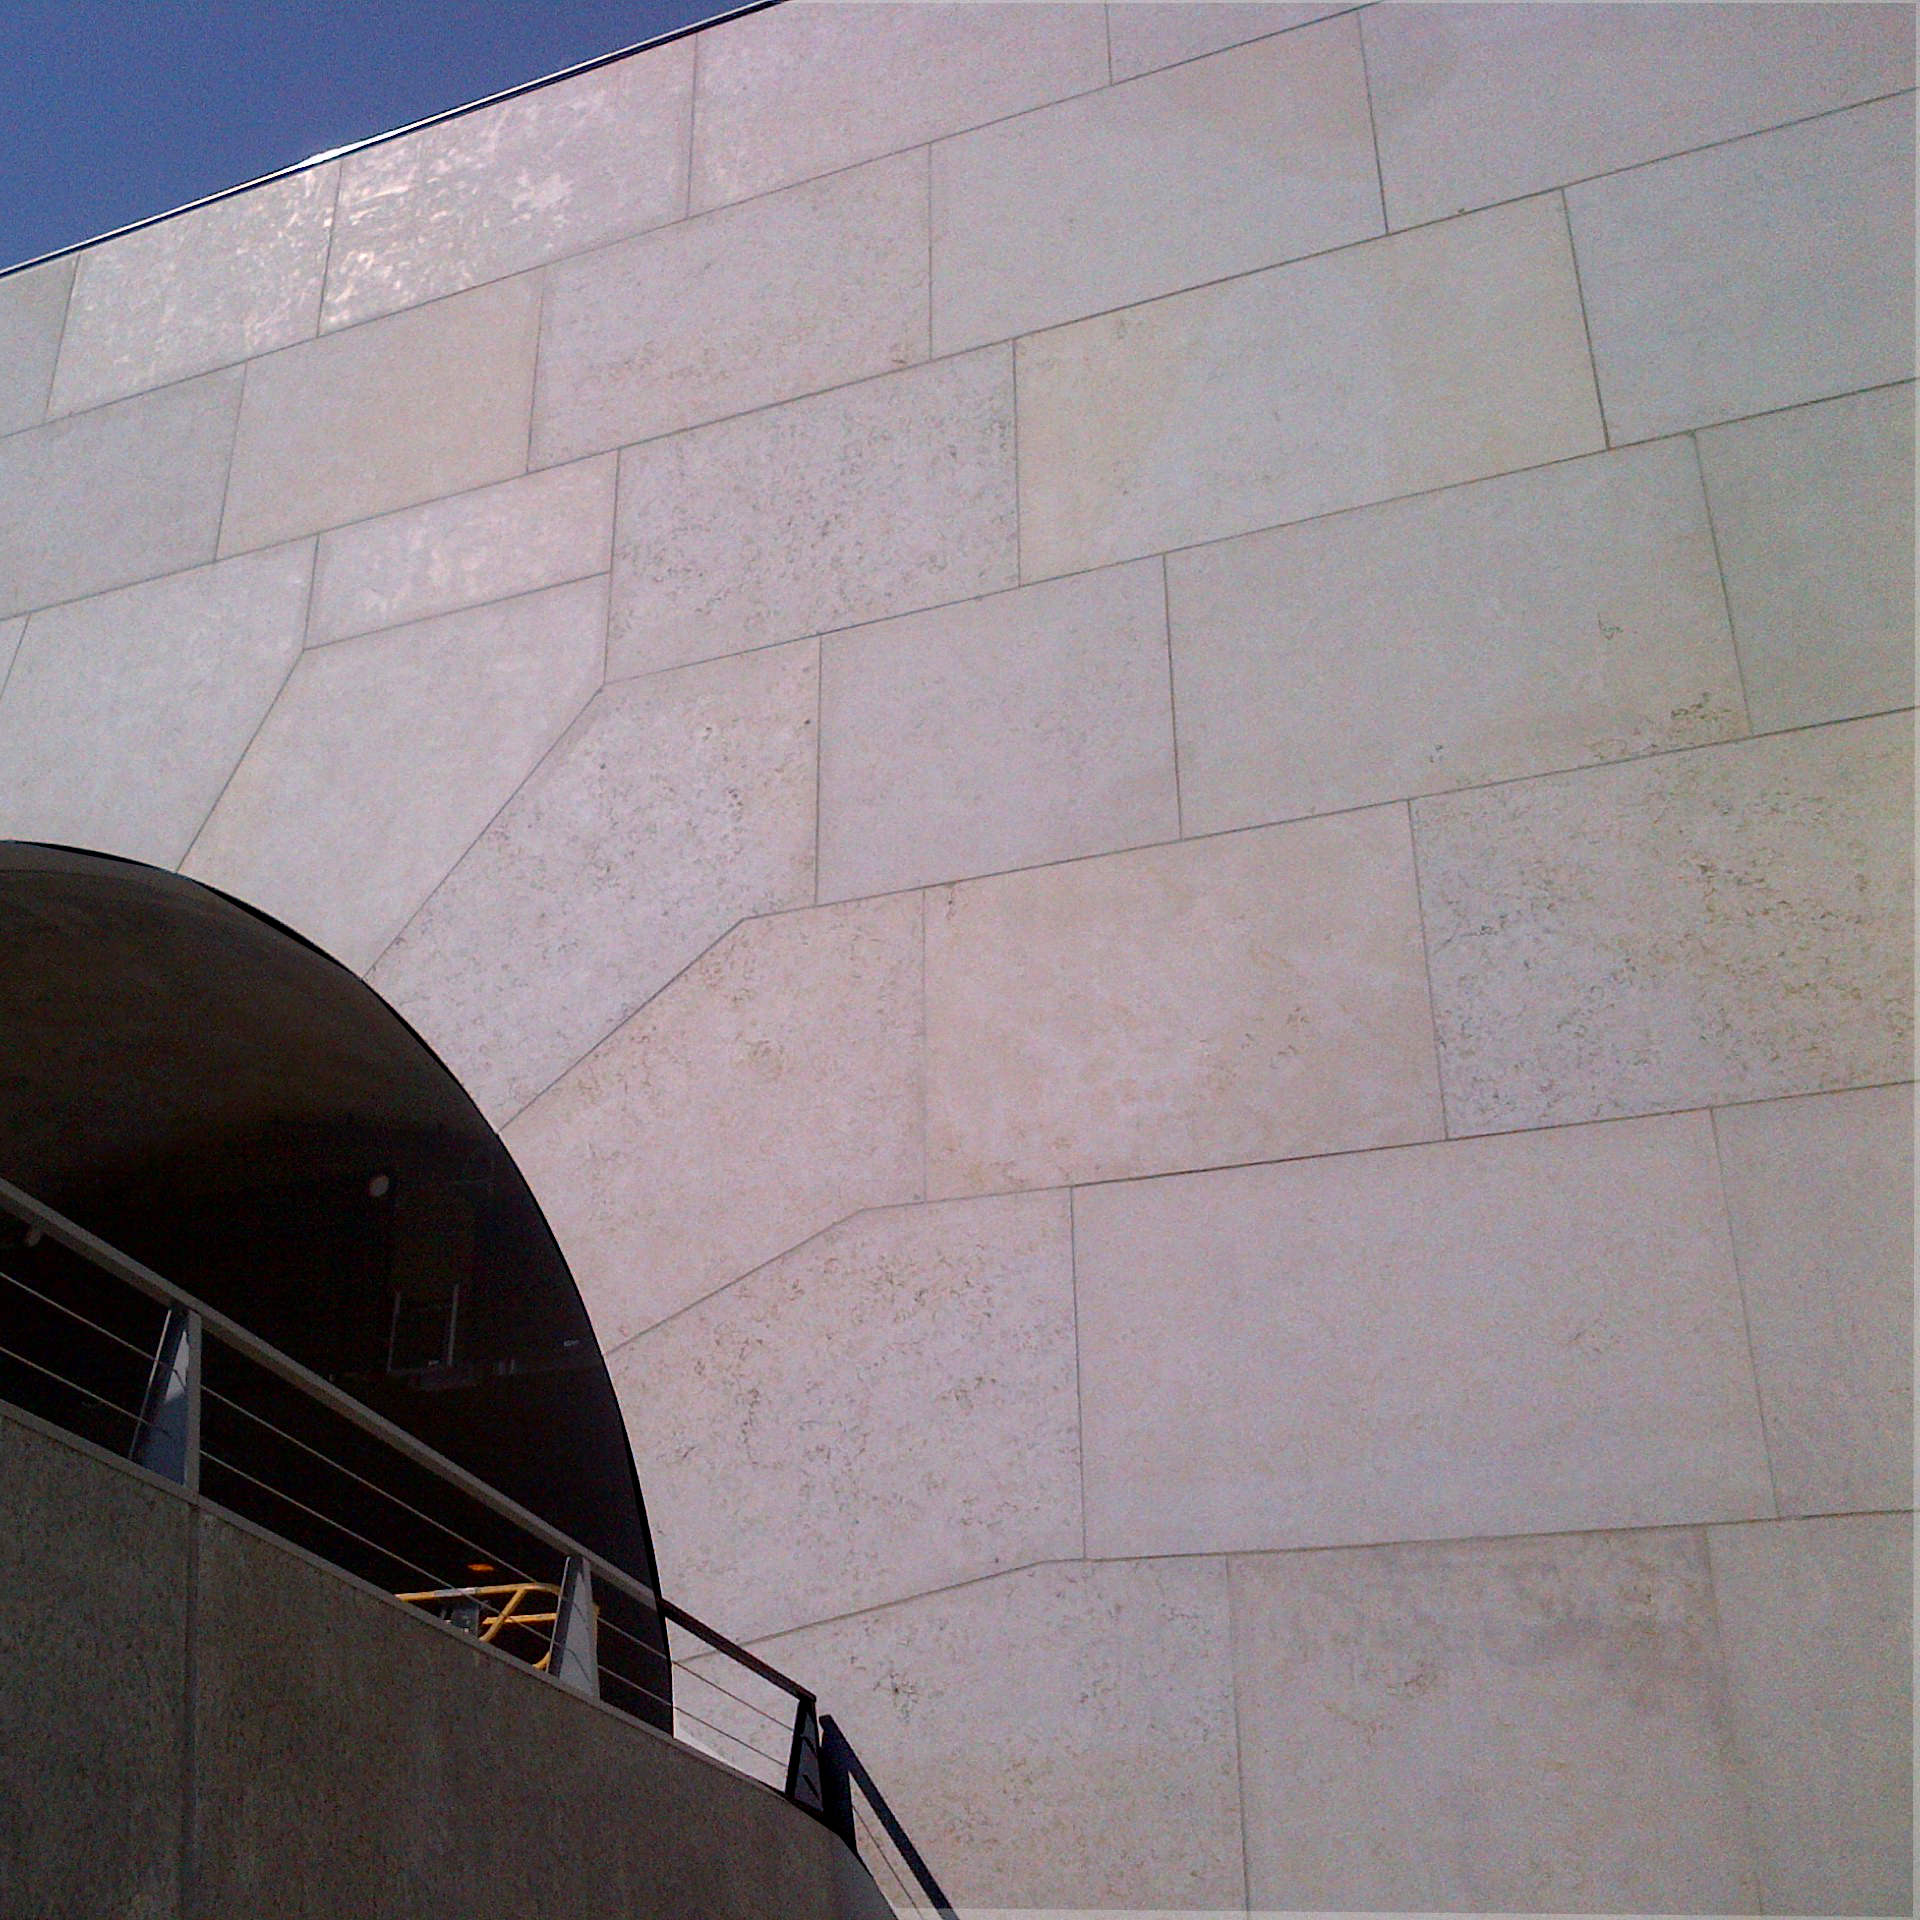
[0,1172,953,1915]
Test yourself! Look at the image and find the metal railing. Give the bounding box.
[0,1172,953,1917]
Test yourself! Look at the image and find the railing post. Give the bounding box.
[785,1694,836,1829]
[131,1306,200,1491]
[550,1556,600,1698]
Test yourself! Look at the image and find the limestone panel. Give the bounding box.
[183,577,604,971]
[1232,1530,1761,1910]
[613,1192,1079,1641]
[1699,384,1915,733]
[1168,437,1746,834]
[1017,194,1602,577]
[0,1414,190,1920]
[0,543,312,867]
[322,43,694,329]
[0,617,22,691]
[925,808,1442,1196]
[1415,717,1914,1133]
[1709,1513,1913,1917]
[732,1561,1244,1912]
[818,560,1177,901]
[0,368,240,618]
[1368,2,1916,228]
[49,166,337,415]
[609,349,1015,676]
[0,255,73,434]
[370,641,818,1126]
[219,274,541,555]
[1107,3,1353,82]
[931,20,1381,354]
[1567,98,1915,442]
[1714,1086,1914,1517]
[688,2,1107,210]
[1076,1114,1773,1560]
[531,152,927,467]
[310,456,615,646]
[504,893,923,1346]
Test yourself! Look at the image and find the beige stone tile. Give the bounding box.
[1699,385,1915,733]
[728,1561,1244,1911]
[504,893,922,1345]
[322,44,693,329]
[609,349,1015,676]
[613,1192,1079,1641]
[531,152,926,468]
[219,274,541,555]
[1232,1530,1761,1910]
[1368,3,1916,229]
[1567,98,1915,443]
[1017,194,1602,578]
[688,2,1108,211]
[182,577,604,970]
[925,808,1442,1196]
[49,168,336,417]
[1076,1114,1774,1560]
[1169,437,1746,835]
[0,369,240,619]
[1415,718,1914,1133]
[819,560,1176,901]
[369,641,817,1126]
[0,545,311,867]
[309,456,615,645]
[1107,3,1352,82]
[1709,1513,1913,1917]
[932,20,1380,354]
[0,256,73,435]
[1714,1086,1914,1517]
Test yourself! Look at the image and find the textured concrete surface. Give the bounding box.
[0,254,73,434]
[932,19,1380,354]
[616,1192,1079,1640]
[1168,435,1746,833]
[1699,383,1915,732]
[609,348,1016,678]
[184,577,605,970]
[1367,2,1915,228]
[1075,1113,1773,1558]
[1709,1512,1913,1917]
[1107,2,1351,82]
[323,43,694,329]
[741,1560,1245,1912]
[309,456,615,646]
[372,640,818,1123]
[532,151,926,466]
[1415,716,1914,1132]
[1232,1528,1762,1910]
[0,1411,189,1920]
[689,1,1108,210]
[50,166,337,416]
[1714,1085,1914,1516]
[1017,193,1602,576]
[1568,96,1915,440]
[818,559,1177,901]
[507,893,924,1345]
[926,809,1443,1194]
[0,543,311,866]
[220,274,542,555]
[0,368,241,618]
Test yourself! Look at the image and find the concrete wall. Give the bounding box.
[0,4,1911,1911]
[0,1403,888,1919]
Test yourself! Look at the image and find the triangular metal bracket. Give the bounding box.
[785,1694,826,1817]
[550,1556,600,1698]
[131,1307,198,1489]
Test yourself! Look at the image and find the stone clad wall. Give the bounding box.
[0,5,1912,1910]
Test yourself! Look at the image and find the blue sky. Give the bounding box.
[0,1,733,271]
